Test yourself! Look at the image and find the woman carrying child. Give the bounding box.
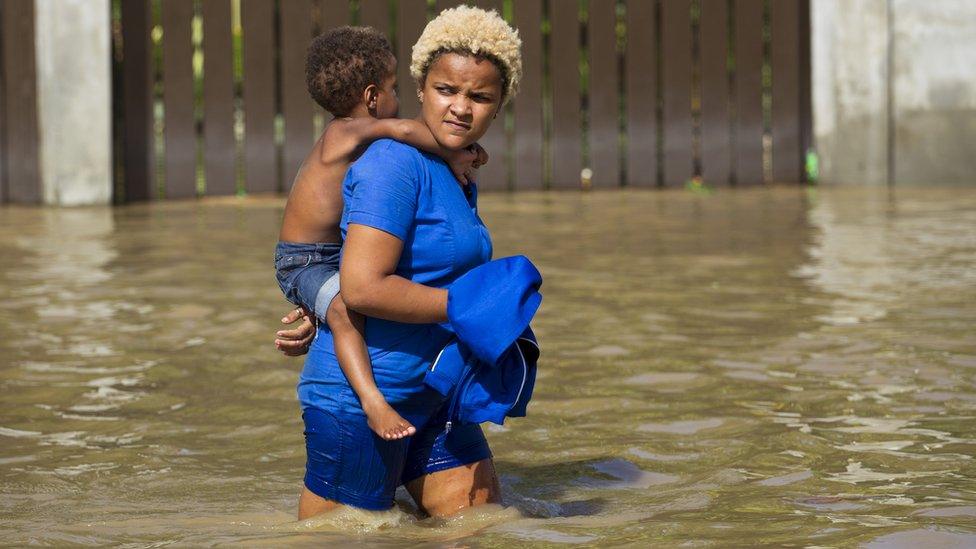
[274,26,487,441]
[282,7,528,519]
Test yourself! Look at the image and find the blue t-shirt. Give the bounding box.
[298,139,493,413]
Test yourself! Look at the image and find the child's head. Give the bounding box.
[306,26,398,118]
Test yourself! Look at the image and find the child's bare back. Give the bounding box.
[279,120,373,245]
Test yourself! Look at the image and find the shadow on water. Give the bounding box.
[498,459,616,517]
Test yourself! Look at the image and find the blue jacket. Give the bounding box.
[424,255,542,429]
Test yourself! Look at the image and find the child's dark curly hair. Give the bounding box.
[305,26,395,116]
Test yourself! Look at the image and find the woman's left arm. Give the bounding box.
[339,223,448,324]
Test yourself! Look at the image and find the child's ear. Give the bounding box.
[364,84,379,113]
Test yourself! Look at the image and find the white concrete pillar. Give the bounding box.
[811,0,890,185]
[891,0,976,185]
[34,0,112,205]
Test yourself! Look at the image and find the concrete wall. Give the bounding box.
[813,0,976,185]
[812,0,889,185]
[34,0,112,205]
[891,0,976,185]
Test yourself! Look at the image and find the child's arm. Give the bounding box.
[330,118,487,185]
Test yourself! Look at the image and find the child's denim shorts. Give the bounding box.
[274,241,342,321]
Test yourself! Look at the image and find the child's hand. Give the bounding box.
[470,143,488,169]
[447,144,489,186]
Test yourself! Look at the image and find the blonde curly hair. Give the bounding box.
[410,5,522,104]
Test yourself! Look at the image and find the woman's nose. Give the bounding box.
[450,97,472,118]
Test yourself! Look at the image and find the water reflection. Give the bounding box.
[1,187,975,545]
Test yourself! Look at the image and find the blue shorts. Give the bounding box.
[302,394,493,510]
[274,241,341,321]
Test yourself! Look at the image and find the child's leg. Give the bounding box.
[326,295,416,440]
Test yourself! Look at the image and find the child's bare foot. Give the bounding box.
[364,401,416,441]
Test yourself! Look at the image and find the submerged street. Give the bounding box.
[1,186,975,546]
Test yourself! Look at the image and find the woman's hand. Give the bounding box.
[275,307,315,356]
[446,143,489,186]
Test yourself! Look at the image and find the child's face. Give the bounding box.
[373,57,399,119]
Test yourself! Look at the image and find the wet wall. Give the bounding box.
[813,0,976,186]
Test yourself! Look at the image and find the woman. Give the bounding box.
[294,6,523,519]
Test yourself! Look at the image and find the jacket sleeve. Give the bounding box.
[446,255,543,365]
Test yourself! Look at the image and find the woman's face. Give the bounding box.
[419,53,503,150]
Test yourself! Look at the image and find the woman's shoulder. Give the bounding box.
[346,138,426,181]
[344,138,427,188]
[359,138,425,164]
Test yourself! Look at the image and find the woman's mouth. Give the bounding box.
[444,120,471,131]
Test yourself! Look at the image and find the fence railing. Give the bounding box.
[0,0,811,204]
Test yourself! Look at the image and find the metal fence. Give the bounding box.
[0,0,810,204]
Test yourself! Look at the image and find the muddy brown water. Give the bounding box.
[1,187,975,546]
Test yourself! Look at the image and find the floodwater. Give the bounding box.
[1,186,975,546]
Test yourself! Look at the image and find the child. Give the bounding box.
[274,27,486,440]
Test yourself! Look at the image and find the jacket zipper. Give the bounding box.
[445,365,476,433]
[444,337,537,432]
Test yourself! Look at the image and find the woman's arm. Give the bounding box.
[339,223,448,323]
